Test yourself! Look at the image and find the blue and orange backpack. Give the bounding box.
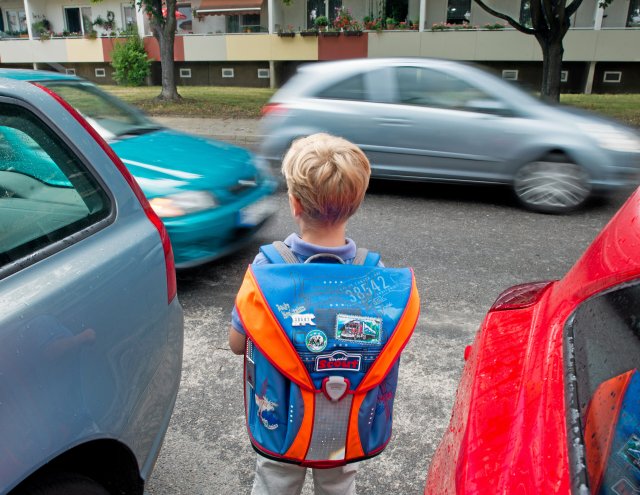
[235,241,420,468]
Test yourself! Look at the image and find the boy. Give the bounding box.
[229,133,418,495]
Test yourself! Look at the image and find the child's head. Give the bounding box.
[281,133,371,227]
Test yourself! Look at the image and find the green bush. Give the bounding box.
[110,34,151,86]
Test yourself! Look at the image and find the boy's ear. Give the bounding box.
[289,194,303,218]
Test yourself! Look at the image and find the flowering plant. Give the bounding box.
[333,7,361,31]
[363,16,384,31]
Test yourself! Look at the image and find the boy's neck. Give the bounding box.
[299,221,347,248]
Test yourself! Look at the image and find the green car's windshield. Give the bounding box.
[0,125,71,187]
[39,81,161,138]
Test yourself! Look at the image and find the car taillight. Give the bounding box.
[261,103,287,117]
[489,281,554,312]
[34,83,178,304]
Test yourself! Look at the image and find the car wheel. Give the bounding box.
[14,472,110,495]
[513,157,590,213]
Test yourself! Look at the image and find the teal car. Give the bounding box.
[0,69,278,268]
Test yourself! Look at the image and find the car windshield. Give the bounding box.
[38,80,161,139]
[0,125,70,187]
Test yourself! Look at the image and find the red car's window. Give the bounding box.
[566,279,640,494]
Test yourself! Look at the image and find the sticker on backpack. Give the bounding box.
[335,314,382,344]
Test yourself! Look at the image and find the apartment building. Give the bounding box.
[0,0,638,92]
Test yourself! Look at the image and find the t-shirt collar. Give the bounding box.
[285,233,356,261]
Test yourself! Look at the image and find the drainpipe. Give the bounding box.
[584,3,605,94]
[418,0,426,31]
[269,60,276,89]
[136,3,147,37]
[268,0,274,33]
[22,0,33,39]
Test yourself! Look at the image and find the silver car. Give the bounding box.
[259,58,640,213]
[0,78,183,494]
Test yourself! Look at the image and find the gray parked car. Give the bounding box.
[0,78,183,494]
[259,58,640,213]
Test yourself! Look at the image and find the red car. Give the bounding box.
[425,187,640,494]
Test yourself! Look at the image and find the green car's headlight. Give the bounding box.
[149,191,218,218]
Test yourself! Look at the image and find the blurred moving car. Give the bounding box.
[0,77,183,493]
[424,186,640,493]
[0,69,277,268]
[259,58,640,213]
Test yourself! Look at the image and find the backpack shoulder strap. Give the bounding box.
[353,248,380,266]
[259,241,299,264]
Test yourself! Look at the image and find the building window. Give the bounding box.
[502,69,518,81]
[180,68,192,78]
[226,14,261,33]
[5,9,27,33]
[177,3,193,32]
[520,1,532,28]
[561,70,569,83]
[122,3,138,31]
[66,68,77,76]
[628,0,640,27]
[95,68,106,78]
[257,68,270,79]
[447,0,471,24]
[603,71,622,83]
[222,68,235,78]
[64,6,93,35]
[307,0,342,28]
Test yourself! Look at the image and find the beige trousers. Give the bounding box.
[251,456,358,495]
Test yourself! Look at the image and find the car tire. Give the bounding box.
[513,156,591,214]
[14,471,110,495]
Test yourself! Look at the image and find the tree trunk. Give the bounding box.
[149,0,181,102]
[537,35,564,102]
[157,26,180,101]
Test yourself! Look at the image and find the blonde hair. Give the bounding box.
[282,133,371,226]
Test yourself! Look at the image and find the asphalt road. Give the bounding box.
[145,171,630,494]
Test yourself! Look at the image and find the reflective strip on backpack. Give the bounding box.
[236,266,314,391]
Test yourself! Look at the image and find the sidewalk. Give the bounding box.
[153,116,262,147]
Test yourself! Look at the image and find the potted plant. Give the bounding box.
[385,17,397,29]
[314,15,329,31]
[344,20,363,36]
[363,16,383,31]
[277,24,296,37]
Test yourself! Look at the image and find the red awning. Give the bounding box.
[195,0,263,15]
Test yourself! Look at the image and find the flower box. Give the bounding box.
[300,30,318,36]
[320,30,340,37]
[343,30,363,36]
[277,32,296,37]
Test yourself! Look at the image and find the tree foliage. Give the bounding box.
[472,0,610,101]
[111,32,151,86]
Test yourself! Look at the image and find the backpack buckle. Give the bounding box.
[322,376,350,402]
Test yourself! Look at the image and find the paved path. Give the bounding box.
[153,116,262,146]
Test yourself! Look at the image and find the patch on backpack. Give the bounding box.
[255,379,279,430]
[315,350,362,372]
[335,314,382,344]
[305,329,328,353]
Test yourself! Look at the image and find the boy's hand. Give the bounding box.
[228,326,246,355]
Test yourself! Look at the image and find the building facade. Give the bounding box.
[0,0,638,92]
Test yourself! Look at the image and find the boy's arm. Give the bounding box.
[228,326,246,355]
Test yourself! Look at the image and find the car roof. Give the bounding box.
[0,68,81,82]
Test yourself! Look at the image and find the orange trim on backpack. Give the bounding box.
[584,369,633,495]
[236,266,314,391]
[345,393,367,459]
[284,388,316,459]
[358,273,420,393]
